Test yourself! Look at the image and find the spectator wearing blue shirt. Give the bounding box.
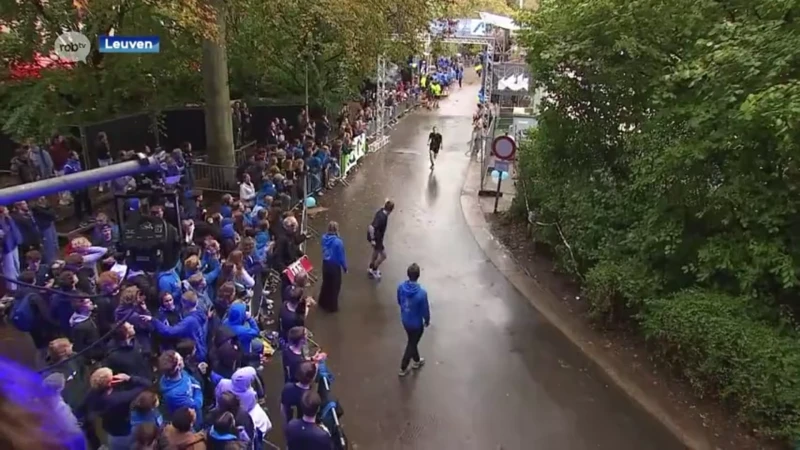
[305,151,323,194]
[63,152,92,224]
[397,263,430,377]
[318,221,346,313]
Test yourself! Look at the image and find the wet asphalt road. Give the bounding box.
[265,81,684,450]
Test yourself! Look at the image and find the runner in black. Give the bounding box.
[367,200,395,280]
[428,127,442,169]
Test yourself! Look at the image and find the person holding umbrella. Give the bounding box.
[318,221,347,312]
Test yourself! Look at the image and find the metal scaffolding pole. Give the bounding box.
[0,154,162,206]
[375,54,386,145]
[484,39,495,102]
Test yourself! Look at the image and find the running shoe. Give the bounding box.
[412,358,426,369]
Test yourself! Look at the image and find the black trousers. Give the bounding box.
[318,260,342,312]
[401,326,424,370]
[73,189,92,221]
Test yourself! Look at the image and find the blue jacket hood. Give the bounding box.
[225,302,247,326]
[221,223,235,239]
[159,370,203,414]
[397,280,431,329]
[399,280,421,298]
[255,232,269,247]
[209,427,238,441]
[321,232,347,271]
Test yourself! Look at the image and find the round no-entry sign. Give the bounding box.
[492,135,516,160]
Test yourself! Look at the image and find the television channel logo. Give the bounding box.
[98,36,160,54]
[54,32,91,62]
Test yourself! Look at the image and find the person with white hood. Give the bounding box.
[239,173,256,207]
[214,366,272,447]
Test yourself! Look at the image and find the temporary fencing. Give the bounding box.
[339,95,420,180]
[478,106,498,191]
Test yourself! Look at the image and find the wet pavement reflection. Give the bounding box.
[264,84,684,450]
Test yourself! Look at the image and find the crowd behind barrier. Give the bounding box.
[0,80,427,450]
[0,61,480,449]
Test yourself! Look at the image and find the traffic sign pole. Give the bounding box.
[488,136,517,212]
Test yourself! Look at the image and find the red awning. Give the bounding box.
[8,54,75,80]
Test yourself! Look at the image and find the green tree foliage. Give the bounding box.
[517,0,800,440]
[226,0,436,109]
[0,0,216,139]
[0,0,443,140]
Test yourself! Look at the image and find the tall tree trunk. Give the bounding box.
[202,0,235,168]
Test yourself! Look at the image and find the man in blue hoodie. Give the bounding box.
[0,206,23,292]
[397,263,430,377]
[223,302,261,364]
[146,292,210,362]
[157,349,204,425]
[319,221,347,312]
[157,266,183,306]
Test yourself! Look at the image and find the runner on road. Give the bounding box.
[428,127,442,169]
[367,200,395,280]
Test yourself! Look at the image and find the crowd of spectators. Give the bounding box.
[0,70,435,450]
[0,149,346,449]
[0,104,375,449]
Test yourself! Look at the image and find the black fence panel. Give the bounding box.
[83,113,157,167]
[0,132,21,170]
[159,107,206,153]
[249,104,304,144]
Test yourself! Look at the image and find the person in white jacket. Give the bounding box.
[215,367,273,439]
[239,173,256,207]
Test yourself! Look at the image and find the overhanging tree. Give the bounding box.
[517,0,800,441]
[0,0,216,141]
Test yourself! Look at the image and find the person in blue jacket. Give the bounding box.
[318,221,347,313]
[157,266,182,307]
[223,302,261,365]
[254,228,270,265]
[147,291,209,362]
[0,206,23,292]
[63,152,92,223]
[397,263,430,377]
[157,349,204,426]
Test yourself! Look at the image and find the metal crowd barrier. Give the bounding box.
[479,107,498,192]
[234,140,258,165]
[191,162,239,194]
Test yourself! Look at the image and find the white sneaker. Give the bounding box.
[398,368,411,377]
[368,268,376,278]
[412,358,426,369]
[374,270,382,279]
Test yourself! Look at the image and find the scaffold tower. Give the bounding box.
[375,54,388,146]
